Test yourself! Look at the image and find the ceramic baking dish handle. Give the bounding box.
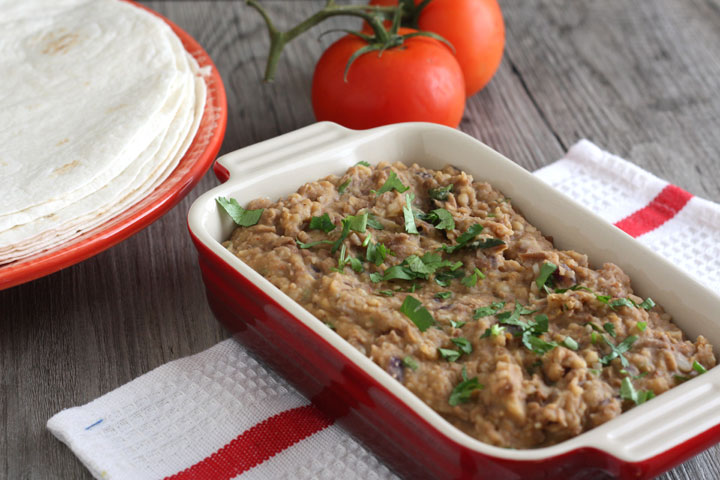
[592,369,720,461]
[212,122,362,182]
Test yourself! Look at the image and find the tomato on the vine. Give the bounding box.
[369,0,505,96]
[311,28,465,129]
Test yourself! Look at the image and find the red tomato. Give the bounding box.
[311,29,465,129]
[369,0,505,96]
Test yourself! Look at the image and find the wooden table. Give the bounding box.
[2,1,719,478]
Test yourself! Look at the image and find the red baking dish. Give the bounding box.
[187,122,720,479]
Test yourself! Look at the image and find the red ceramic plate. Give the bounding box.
[0,1,227,291]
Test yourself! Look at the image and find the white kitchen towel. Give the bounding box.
[48,140,720,480]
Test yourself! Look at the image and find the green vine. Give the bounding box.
[246,0,445,82]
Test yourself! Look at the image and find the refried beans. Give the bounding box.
[222,161,716,449]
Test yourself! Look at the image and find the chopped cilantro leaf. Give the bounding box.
[338,178,352,195]
[438,348,461,362]
[526,336,558,355]
[535,262,558,291]
[555,285,594,294]
[449,367,483,406]
[610,298,635,309]
[375,171,409,195]
[296,239,334,249]
[591,331,600,344]
[347,212,368,233]
[461,268,485,288]
[366,214,384,230]
[216,197,264,227]
[349,256,364,273]
[481,324,505,338]
[369,272,383,283]
[421,208,455,231]
[638,297,656,310]
[378,290,394,297]
[451,337,473,355]
[434,269,464,287]
[693,360,708,374]
[429,184,453,201]
[366,241,389,266]
[435,291,452,300]
[450,319,466,328]
[588,368,602,376]
[355,160,371,167]
[337,179,351,194]
[403,193,419,234]
[674,374,691,383]
[596,295,611,304]
[620,377,655,405]
[309,213,336,233]
[473,301,506,319]
[402,356,419,371]
[400,295,435,332]
[440,224,484,254]
[603,322,617,338]
[600,335,637,367]
[562,336,579,351]
[636,321,647,332]
[467,238,505,249]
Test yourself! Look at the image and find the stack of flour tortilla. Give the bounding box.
[0,0,207,265]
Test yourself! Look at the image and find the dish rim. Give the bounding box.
[188,121,720,464]
[0,0,228,291]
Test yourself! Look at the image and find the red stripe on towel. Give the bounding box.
[614,184,693,238]
[164,405,333,480]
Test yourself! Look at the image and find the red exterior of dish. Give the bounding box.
[190,228,720,479]
[0,1,227,291]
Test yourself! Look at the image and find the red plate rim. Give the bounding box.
[0,1,228,291]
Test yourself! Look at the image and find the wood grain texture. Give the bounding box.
[1,1,719,478]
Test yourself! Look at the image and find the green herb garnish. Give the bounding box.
[337,179,351,194]
[438,348,461,362]
[535,262,557,292]
[378,290,394,297]
[355,160,371,167]
[375,171,409,195]
[451,337,473,355]
[325,322,336,330]
[609,298,635,309]
[216,197,264,227]
[403,193,419,234]
[440,224,483,254]
[636,321,647,331]
[450,319,466,328]
[309,213,336,233]
[603,322,616,338]
[473,301,506,319]
[620,377,655,405]
[638,297,656,310]
[420,208,455,231]
[366,214,384,230]
[366,241,389,266]
[449,366,483,406]
[480,324,505,338]
[402,356,419,371]
[693,360,708,374]
[429,184,453,201]
[600,335,637,367]
[435,291,452,300]
[562,336,579,351]
[461,267,485,288]
[400,295,435,332]
[296,239,334,249]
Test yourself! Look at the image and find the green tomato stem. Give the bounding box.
[246,0,403,82]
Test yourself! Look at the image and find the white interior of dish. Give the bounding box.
[188,121,720,462]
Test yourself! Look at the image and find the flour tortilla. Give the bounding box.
[0,56,206,262]
[0,0,208,263]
